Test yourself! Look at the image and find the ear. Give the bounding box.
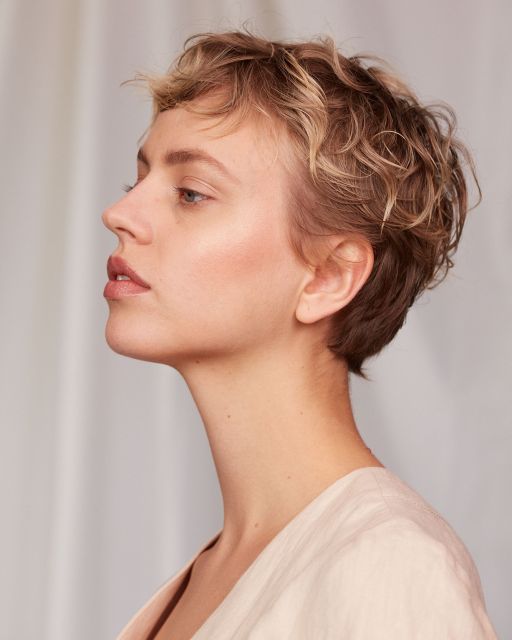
[295,234,374,325]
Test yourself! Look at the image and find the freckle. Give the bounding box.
[299,411,303,415]
[254,522,259,528]
[227,414,231,418]
[195,359,200,364]
[287,475,291,480]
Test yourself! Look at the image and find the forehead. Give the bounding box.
[140,98,293,180]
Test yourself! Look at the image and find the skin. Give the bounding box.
[102,93,384,572]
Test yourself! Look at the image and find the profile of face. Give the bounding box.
[102,94,323,370]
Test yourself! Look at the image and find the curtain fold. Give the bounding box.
[1,1,509,638]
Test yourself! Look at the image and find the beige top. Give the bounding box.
[116,466,498,639]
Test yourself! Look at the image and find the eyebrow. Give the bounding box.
[136,146,239,184]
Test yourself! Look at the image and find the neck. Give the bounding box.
[175,332,383,553]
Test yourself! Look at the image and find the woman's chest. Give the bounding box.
[151,580,221,640]
[151,550,258,640]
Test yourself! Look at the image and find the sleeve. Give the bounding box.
[310,519,499,640]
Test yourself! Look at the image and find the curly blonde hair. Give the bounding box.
[123,27,481,380]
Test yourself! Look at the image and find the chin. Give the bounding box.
[103,310,250,367]
[103,321,193,368]
[104,321,158,362]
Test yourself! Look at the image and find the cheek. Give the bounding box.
[197,223,279,301]
[167,208,299,331]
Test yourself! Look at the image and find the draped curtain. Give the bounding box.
[0,0,510,638]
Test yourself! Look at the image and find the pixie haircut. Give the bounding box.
[124,28,480,380]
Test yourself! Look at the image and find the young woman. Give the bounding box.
[103,29,498,640]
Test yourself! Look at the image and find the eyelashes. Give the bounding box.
[121,182,209,206]
[170,185,209,206]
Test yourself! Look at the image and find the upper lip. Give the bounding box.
[107,255,151,288]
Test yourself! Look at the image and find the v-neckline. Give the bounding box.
[146,464,388,639]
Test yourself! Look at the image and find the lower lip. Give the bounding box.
[103,280,151,299]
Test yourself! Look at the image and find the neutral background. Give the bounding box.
[1,0,510,638]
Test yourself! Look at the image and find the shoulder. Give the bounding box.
[305,468,497,638]
[323,467,482,579]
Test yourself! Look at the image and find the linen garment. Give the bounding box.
[116,466,498,639]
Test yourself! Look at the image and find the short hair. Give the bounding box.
[124,27,481,380]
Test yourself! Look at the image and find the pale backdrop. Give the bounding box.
[0,0,510,638]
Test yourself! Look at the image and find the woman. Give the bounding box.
[102,29,498,639]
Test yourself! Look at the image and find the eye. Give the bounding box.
[121,183,209,207]
[171,186,209,206]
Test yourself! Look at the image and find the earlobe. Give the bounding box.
[295,235,374,325]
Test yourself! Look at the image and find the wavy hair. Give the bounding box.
[123,27,481,380]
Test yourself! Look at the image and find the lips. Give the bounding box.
[107,255,151,288]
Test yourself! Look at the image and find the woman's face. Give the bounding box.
[102,97,310,368]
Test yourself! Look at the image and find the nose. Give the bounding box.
[101,193,150,243]
[101,197,129,235]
